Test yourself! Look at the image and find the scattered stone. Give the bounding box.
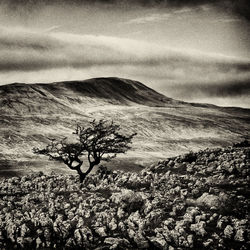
[148,234,168,249]
[187,234,194,248]
[95,227,107,237]
[190,221,207,237]
[203,238,213,247]
[104,237,130,249]
[196,193,221,208]
[224,225,234,239]
[234,229,245,242]
[0,145,249,249]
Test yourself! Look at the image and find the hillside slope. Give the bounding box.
[0,77,250,176]
[0,77,176,115]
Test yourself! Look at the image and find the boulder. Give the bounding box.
[196,192,228,209]
[234,229,245,242]
[36,237,42,249]
[187,234,194,248]
[104,237,131,249]
[224,225,234,239]
[190,221,206,237]
[148,234,168,249]
[133,233,149,249]
[108,218,118,231]
[203,239,213,248]
[95,226,107,237]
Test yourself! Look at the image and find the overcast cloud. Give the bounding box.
[0,0,249,108]
[2,0,250,21]
[1,26,249,73]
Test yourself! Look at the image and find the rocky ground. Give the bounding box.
[0,144,249,249]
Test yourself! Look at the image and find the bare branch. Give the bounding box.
[33,119,136,183]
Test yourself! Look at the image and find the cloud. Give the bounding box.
[202,81,250,97]
[165,80,250,108]
[173,7,193,14]
[0,1,249,108]
[0,26,250,72]
[0,26,249,72]
[43,25,62,33]
[0,26,250,107]
[210,18,241,23]
[1,0,249,22]
[125,13,171,24]
[169,80,250,98]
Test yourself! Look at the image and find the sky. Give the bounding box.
[0,0,250,107]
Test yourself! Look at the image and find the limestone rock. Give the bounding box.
[104,237,131,249]
[234,229,245,242]
[224,225,234,239]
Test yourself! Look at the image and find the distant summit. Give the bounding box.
[0,77,181,115]
[51,77,177,106]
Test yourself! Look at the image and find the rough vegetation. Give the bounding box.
[0,145,249,249]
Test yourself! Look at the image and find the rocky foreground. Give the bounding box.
[0,145,249,249]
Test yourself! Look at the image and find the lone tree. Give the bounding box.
[33,120,136,183]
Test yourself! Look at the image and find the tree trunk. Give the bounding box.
[79,172,86,183]
[76,167,86,183]
[76,164,95,183]
[75,157,100,183]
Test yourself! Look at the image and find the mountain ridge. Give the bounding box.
[2,77,247,111]
[0,77,181,116]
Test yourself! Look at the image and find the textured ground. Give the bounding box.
[0,144,249,249]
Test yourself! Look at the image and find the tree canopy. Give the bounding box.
[33,120,136,182]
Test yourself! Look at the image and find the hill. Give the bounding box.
[0,77,176,115]
[0,145,249,249]
[0,77,250,176]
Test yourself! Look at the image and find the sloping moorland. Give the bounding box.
[0,77,250,176]
[0,144,249,249]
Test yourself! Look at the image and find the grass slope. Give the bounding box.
[0,77,250,176]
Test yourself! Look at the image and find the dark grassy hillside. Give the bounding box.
[0,77,176,116]
[50,77,176,106]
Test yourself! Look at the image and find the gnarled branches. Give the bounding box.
[33,120,136,183]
